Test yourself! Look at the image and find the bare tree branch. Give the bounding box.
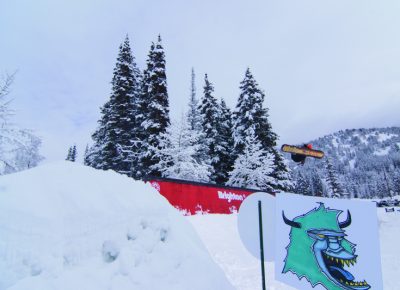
[0,71,17,124]
[0,71,16,98]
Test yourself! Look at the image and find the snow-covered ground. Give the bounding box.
[0,162,233,290]
[189,211,400,290]
[188,214,294,290]
[1,162,399,290]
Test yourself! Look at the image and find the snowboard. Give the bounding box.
[281,144,324,159]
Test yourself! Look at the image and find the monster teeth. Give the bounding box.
[345,260,350,267]
[350,259,355,266]
[336,258,339,264]
[341,259,345,266]
[347,280,368,286]
[342,280,369,287]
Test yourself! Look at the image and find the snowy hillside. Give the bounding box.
[290,127,400,198]
[0,162,233,290]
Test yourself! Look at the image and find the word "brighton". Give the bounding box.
[217,191,246,203]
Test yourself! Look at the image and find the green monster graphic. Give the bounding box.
[282,203,370,290]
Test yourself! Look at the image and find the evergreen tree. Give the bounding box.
[294,172,312,195]
[71,145,77,162]
[233,68,277,155]
[126,37,143,179]
[232,68,291,190]
[325,158,347,198]
[66,145,77,162]
[187,68,201,132]
[66,147,73,161]
[152,119,212,182]
[198,74,220,182]
[90,35,139,175]
[138,35,170,178]
[213,99,235,184]
[185,68,207,166]
[310,169,324,196]
[83,144,91,166]
[382,169,394,197]
[271,148,294,191]
[227,127,276,190]
[392,169,400,196]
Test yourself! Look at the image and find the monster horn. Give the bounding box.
[339,210,352,228]
[282,211,301,228]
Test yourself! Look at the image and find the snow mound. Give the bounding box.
[0,162,233,290]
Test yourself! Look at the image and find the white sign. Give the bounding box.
[237,192,275,261]
[275,193,383,290]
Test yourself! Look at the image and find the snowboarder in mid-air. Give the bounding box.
[281,143,324,165]
[291,144,313,164]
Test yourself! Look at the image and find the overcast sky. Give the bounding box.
[1,0,399,162]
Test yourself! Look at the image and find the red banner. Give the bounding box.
[149,179,268,215]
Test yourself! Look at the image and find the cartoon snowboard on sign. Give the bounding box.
[282,203,370,290]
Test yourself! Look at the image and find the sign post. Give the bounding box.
[258,200,266,290]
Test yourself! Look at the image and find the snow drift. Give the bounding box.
[0,162,233,290]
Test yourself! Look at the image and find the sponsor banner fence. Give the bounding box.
[148,178,265,215]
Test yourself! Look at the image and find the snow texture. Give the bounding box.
[0,162,233,290]
[373,146,391,156]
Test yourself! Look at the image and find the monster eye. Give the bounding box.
[317,234,325,238]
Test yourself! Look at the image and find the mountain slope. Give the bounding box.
[289,127,400,198]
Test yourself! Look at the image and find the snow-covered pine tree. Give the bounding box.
[185,68,207,166]
[392,169,400,196]
[90,35,138,175]
[213,99,235,184]
[325,158,347,198]
[309,169,324,196]
[126,37,143,179]
[83,144,91,165]
[270,148,294,191]
[197,74,220,182]
[227,127,276,190]
[382,169,395,198]
[138,35,170,178]
[66,147,73,161]
[232,68,291,191]
[66,145,77,162]
[294,171,312,195]
[71,145,77,162]
[233,68,277,155]
[187,68,201,132]
[152,118,211,182]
